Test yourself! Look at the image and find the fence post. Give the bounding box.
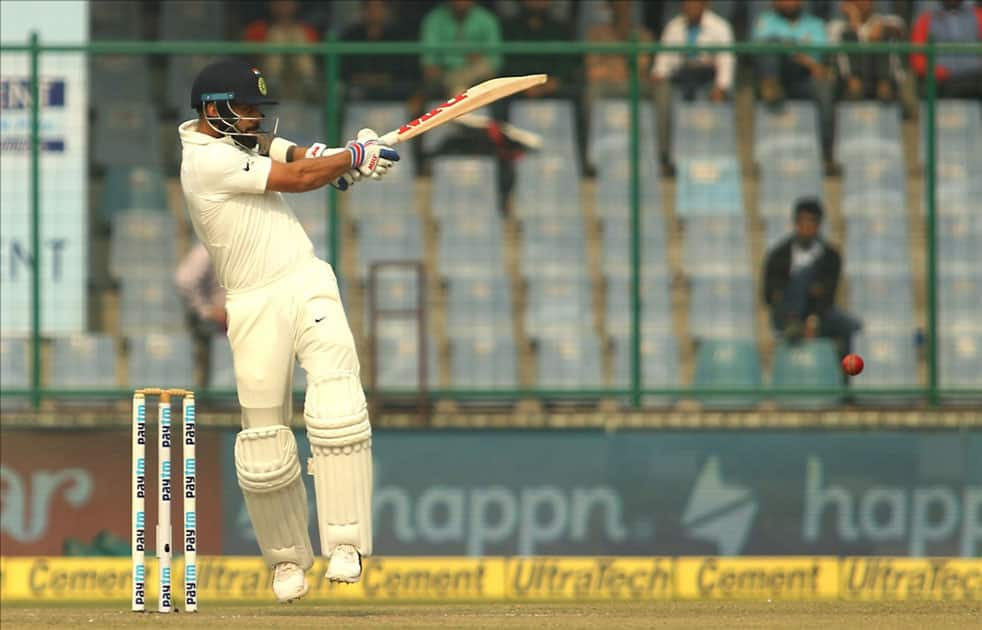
[325,33,341,274]
[29,31,42,409]
[628,32,642,409]
[924,44,938,407]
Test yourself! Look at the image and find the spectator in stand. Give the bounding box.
[341,0,419,100]
[420,0,503,98]
[651,0,735,177]
[828,0,906,103]
[243,0,319,102]
[911,0,982,98]
[753,0,839,175]
[502,0,578,98]
[763,197,861,360]
[585,0,654,98]
[175,241,226,387]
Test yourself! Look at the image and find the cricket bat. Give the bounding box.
[377,74,548,146]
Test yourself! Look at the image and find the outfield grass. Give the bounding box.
[2,601,981,629]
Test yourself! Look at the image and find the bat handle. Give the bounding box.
[378,130,400,146]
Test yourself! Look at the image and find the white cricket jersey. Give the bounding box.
[178,120,315,292]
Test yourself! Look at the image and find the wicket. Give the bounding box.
[131,388,197,613]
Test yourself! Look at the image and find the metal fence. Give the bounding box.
[1,37,980,410]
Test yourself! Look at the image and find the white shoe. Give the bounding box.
[272,562,308,603]
[326,545,362,583]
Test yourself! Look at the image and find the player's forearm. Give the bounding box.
[290,153,353,191]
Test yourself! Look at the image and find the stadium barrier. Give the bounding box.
[2,556,979,602]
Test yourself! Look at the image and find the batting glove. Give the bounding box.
[306,142,362,191]
[346,136,400,180]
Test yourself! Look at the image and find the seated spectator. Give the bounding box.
[911,0,982,98]
[243,0,319,102]
[753,0,838,175]
[341,0,419,100]
[651,0,734,176]
[502,0,578,99]
[421,0,503,98]
[175,241,226,387]
[828,0,906,102]
[763,198,861,359]
[585,0,654,98]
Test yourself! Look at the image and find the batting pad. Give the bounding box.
[235,425,314,570]
[305,372,373,556]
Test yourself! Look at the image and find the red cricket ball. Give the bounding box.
[842,354,864,376]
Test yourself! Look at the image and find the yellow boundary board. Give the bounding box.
[1,557,980,602]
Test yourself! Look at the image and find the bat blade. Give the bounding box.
[378,74,547,146]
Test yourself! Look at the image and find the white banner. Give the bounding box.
[0,1,88,334]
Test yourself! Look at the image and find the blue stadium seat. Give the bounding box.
[841,188,908,219]
[525,274,594,339]
[588,99,657,168]
[688,274,756,340]
[938,214,982,274]
[836,103,903,164]
[600,216,669,277]
[672,102,737,159]
[0,337,29,410]
[921,99,982,163]
[754,102,820,164]
[449,331,518,389]
[939,272,981,333]
[93,103,162,167]
[604,272,673,338]
[356,212,424,278]
[50,334,117,388]
[841,156,907,199]
[127,333,195,389]
[939,332,982,404]
[509,100,579,159]
[676,157,743,217]
[847,272,916,333]
[851,332,919,405]
[594,157,662,223]
[520,215,587,277]
[109,211,177,281]
[537,333,604,388]
[440,212,506,276]
[369,267,422,317]
[763,217,791,250]
[844,215,911,275]
[119,279,186,335]
[771,339,844,409]
[431,158,498,219]
[373,319,438,390]
[421,100,492,155]
[757,160,823,219]
[693,338,763,408]
[610,333,680,408]
[446,275,513,334]
[513,154,581,217]
[681,216,751,275]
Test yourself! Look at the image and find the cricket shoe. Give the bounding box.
[326,545,363,583]
[272,562,308,603]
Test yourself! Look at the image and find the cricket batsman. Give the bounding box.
[178,59,397,602]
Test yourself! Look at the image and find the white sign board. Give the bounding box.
[0,1,88,334]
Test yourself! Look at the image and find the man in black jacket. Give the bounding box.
[763,197,861,357]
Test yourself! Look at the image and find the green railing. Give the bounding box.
[1,37,981,409]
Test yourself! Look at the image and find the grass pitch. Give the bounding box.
[2,601,981,629]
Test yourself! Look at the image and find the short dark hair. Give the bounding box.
[793,197,824,222]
